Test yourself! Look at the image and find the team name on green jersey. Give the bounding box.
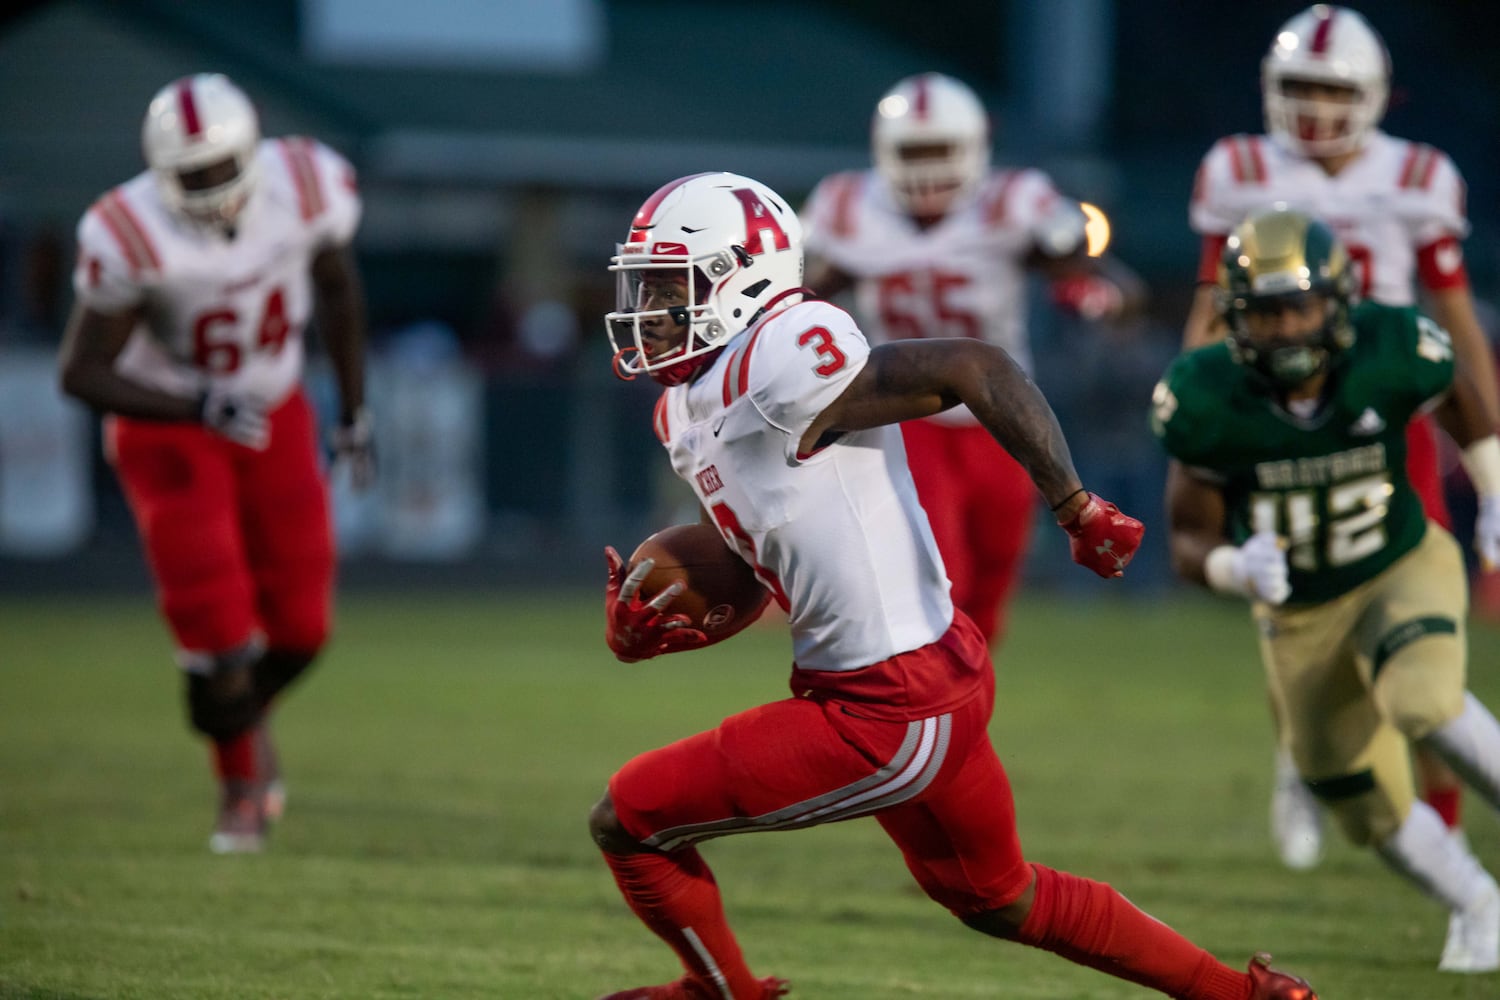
[1254,443,1388,490]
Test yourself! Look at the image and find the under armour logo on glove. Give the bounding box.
[1060,493,1145,579]
[1094,538,1130,574]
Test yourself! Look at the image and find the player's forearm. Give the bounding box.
[1433,367,1496,449]
[1434,293,1500,429]
[1168,530,1219,588]
[58,364,199,422]
[314,269,367,421]
[1181,284,1225,350]
[956,344,1084,508]
[1164,464,1228,588]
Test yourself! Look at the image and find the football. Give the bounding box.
[628,522,771,644]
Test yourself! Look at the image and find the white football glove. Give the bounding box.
[1206,531,1291,605]
[329,407,376,492]
[199,387,270,450]
[1475,495,1500,572]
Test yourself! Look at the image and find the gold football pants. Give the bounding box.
[1253,523,1467,845]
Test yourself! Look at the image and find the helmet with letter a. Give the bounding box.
[1218,206,1356,389]
[141,73,262,227]
[871,72,991,218]
[1262,5,1390,158]
[607,172,804,386]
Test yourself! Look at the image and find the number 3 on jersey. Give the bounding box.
[192,287,292,373]
[797,326,848,377]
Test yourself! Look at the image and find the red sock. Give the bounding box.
[212,728,257,783]
[603,849,762,998]
[1425,787,1462,829]
[1015,864,1251,1000]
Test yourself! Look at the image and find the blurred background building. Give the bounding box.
[2,0,1496,593]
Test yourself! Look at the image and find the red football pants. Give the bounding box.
[901,419,1036,645]
[610,619,1033,917]
[107,389,334,668]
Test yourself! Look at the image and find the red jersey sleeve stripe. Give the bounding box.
[983,171,1022,226]
[280,138,326,221]
[1397,144,1418,187]
[1229,136,1268,184]
[95,192,160,274]
[721,347,742,406]
[92,202,144,275]
[734,323,772,399]
[1417,148,1440,190]
[830,173,861,238]
[1398,144,1431,189]
[1227,138,1247,184]
[1246,136,1267,182]
[652,393,670,445]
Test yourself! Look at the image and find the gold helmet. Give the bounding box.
[1218,207,1355,388]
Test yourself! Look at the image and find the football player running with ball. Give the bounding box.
[588,171,1316,1000]
[58,74,372,853]
[1155,207,1500,973]
[1183,4,1499,869]
[801,72,1142,649]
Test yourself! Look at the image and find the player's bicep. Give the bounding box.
[1425,288,1497,411]
[1165,460,1230,582]
[311,244,359,294]
[1165,460,1226,536]
[809,339,971,445]
[58,301,141,399]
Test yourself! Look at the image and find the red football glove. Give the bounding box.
[603,546,709,663]
[1059,493,1145,579]
[1049,274,1125,321]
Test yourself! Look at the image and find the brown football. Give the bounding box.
[629,522,771,644]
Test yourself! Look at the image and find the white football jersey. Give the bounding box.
[71,137,362,406]
[654,299,952,672]
[802,168,1074,366]
[1190,131,1469,304]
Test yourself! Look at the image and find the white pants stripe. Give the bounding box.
[643,714,953,852]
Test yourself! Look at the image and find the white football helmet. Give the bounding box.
[607,172,805,386]
[1262,5,1389,158]
[871,73,990,218]
[141,74,261,226]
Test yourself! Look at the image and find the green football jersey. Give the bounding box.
[1151,301,1455,604]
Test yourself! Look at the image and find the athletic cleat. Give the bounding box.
[596,975,789,999]
[1270,752,1324,871]
[1439,879,1500,973]
[208,779,266,854]
[1247,953,1317,999]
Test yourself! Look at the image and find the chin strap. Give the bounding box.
[611,346,642,381]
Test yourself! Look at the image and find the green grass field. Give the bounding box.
[4,589,1500,999]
